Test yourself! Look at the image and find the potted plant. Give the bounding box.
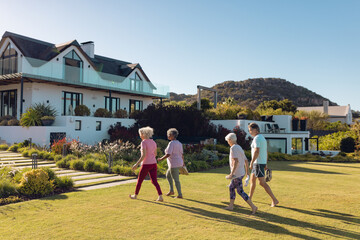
[300,117,308,131]
[75,105,90,116]
[292,117,299,131]
[113,109,128,118]
[33,103,57,126]
[40,116,55,126]
[94,108,112,118]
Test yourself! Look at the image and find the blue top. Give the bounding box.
[251,134,267,164]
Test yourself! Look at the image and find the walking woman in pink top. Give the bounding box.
[129,126,163,202]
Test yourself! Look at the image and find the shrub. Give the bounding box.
[84,159,96,172]
[318,131,357,150]
[75,105,90,116]
[18,169,54,197]
[69,159,84,171]
[0,196,23,206]
[340,137,356,153]
[108,123,139,144]
[12,168,32,184]
[0,179,18,198]
[215,144,230,154]
[17,147,28,153]
[155,139,169,153]
[113,109,128,118]
[0,144,9,150]
[20,108,42,127]
[233,126,251,150]
[42,152,51,160]
[186,160,210,172]
[0,119,8,126]
[56,159,70,168]
[51,138,70,155]
[8,144,19,152]
[7,119,19,126]
[211,156,228,167]
[100,163,109,173]
[40,167,56,181]
[94,108,112,118]
[22,150,29,157]
[27,149,40,158]
[54,155,63,162]
[54,176,73,191]
[112,165,135,176]
[63,154,78,162]
[132,104,217,139]
[93,161,109,173]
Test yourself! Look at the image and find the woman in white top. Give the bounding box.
[224,133,257,214]
[157,128,184,198]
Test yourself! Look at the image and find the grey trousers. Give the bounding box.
[166,167,182,196]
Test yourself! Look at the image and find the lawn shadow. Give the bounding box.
[306,162,360,169]
[278,206,360,226]
[183,198,360,240]
[196,162,347,175]
[139,199,320,240]
[270,162,347,175]
[39,194,68,201]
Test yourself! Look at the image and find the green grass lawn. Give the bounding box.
[1,161,360,240]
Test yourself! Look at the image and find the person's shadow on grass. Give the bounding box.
[183,198,360,240]
[139,199,320,240]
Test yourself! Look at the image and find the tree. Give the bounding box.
[131,104,216,138]
[190,98,213,110]
[256,99,297,113]
[295,110,328,130]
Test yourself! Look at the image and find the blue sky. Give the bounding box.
[1,0,359,110]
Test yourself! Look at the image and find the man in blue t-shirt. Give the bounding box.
[248,122,279,207]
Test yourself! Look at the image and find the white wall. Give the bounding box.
[0,116,136,146]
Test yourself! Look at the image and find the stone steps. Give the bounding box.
[0,151,137,191]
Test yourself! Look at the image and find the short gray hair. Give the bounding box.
[138,126,154,138]
[167,128,179,138]
[225,133,237,143]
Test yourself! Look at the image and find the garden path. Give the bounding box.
[0,151,137,191]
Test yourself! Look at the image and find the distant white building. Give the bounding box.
[0,31,169,146]
[211,115,311,155]
[297,101,353,125]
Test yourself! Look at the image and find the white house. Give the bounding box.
[211,115,311,155]
[0,31,169,146]
[297,101,353,125]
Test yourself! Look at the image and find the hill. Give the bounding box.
[170,78,337,109]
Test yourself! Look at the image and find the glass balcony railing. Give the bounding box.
[0,57,169,98]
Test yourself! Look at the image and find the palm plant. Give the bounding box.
[32,103,57,117]
[20,108,41,127]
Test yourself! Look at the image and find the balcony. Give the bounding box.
[0,57,169,98]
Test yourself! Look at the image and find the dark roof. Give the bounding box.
[1,31,149,80]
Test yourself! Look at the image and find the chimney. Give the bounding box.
[81,41,94,58]
[323,100,329,115]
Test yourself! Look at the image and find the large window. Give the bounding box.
[130,72,143,92]
[292,138,303,154]
[0,90,17,117]
[266,138,287,154]
[62,91,83,116]
[129,99,143,114]
[0,43,18,75]
[63,50,83,82]
[105,97,120,113]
